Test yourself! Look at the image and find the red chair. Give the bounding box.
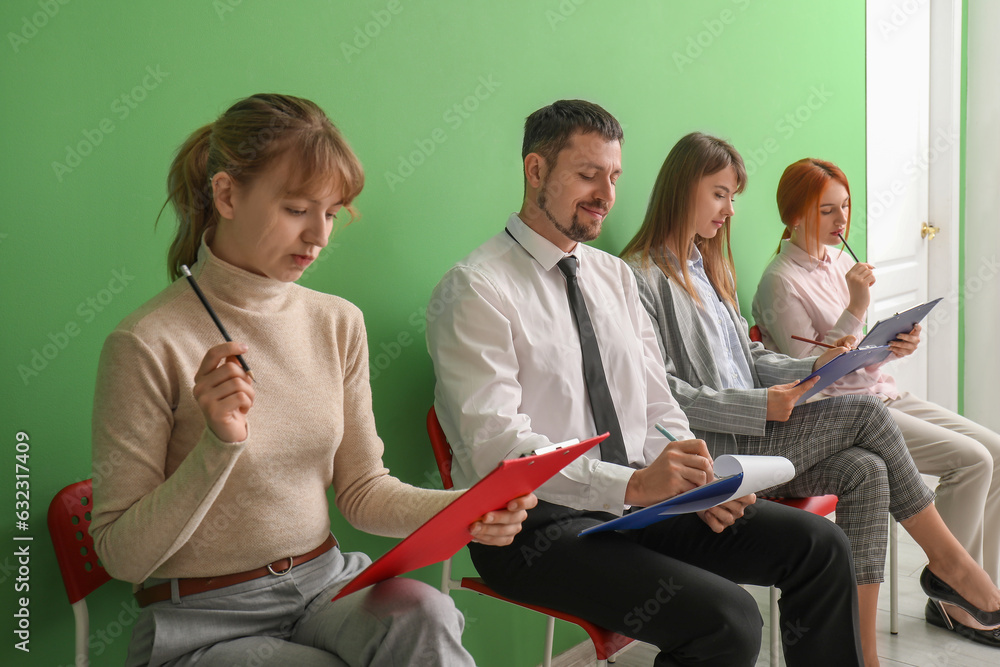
[427,407,633,667]
[48,479,113,667]
[750,322,900,636]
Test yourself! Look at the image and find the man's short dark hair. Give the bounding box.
[522,100,623,166]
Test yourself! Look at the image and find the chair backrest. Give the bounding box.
[426,406,455,491]
[48,479,111,604]
[749,324,763,343]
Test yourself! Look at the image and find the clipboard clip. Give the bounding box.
[520,439,582,458]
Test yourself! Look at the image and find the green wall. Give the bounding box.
[0,1,865,664]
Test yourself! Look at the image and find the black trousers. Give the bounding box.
[469,498,862,667]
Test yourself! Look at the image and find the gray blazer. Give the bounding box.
[628,258,815,456]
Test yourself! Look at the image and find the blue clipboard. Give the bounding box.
[794,345,892,405]
[794,297,943,404]
[858,297,942,348]
[579,474,744,535]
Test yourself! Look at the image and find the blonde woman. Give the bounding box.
[90,93,533,666]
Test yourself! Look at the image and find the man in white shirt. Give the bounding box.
[427,100,862,666]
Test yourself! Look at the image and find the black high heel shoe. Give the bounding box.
[920,566,1000,627]
[925,599,1000,648]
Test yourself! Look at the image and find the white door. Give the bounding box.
[865,0,961,406]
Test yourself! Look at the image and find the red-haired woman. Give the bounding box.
[89,93,533,666]
[753,157,1000,648]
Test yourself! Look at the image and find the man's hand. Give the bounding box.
[888,324,921,358]
[766,377,819,421]
[469,493,538,546]
[697,494,756,533]
[625,439,713,507]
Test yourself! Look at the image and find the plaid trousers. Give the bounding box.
[731,394,934,585]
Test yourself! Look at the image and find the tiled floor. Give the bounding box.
[551,523,999,667]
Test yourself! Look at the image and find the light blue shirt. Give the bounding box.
[687,248,754,390]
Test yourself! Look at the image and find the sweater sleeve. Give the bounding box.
[332,311,462,538]
[89,330,247,584]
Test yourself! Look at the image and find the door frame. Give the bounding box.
[925,0,962,411]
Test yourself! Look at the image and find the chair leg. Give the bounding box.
[72,599,90,667]
[769,586,780,667]
[543,615,555,667]
[890,519,899,635]
[440,557,453,595]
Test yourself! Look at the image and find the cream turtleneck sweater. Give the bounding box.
[90,241,460,584]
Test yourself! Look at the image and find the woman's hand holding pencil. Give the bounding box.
[810,334,856,372]
[192,342,256,443]
[844,261,876,320]
[181,264,256,442]
[835,233,877,321]
[791,335,839,350]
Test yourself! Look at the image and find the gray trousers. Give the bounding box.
[125,546,474,666]
[734,394,935,585]
[888,391,1000,585]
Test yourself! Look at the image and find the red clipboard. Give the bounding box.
[332,433,607,600]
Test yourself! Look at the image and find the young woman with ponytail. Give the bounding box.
[622,133,1000,665]
[89,93,533,666]
[753,158,1000,648]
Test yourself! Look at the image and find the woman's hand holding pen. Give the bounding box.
[469,493,538,546]
[624,439,714,507]
[812,334,856,371]
[888,323,921,358]
[193,341,256,443]
[845,262,876,320]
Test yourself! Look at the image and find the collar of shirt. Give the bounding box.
[779,238,833,272]
[506,213,578,270]
[685,243,705,266]
[686,246,715,288]
[657,242,704,275]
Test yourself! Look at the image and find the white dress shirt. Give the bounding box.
[427,213,694,514]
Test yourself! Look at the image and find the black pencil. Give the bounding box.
[181,265,255,381]
[837,232,860,263]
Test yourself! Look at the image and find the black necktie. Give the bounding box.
[557,256,629,466]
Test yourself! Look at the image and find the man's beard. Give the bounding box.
[537,176,605,243]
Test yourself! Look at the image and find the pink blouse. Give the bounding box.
[751,240,898,400]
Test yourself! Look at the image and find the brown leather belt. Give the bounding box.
[135,534,337,608]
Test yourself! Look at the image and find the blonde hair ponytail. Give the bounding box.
[161,123,215,281]
[157,94,365,281]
